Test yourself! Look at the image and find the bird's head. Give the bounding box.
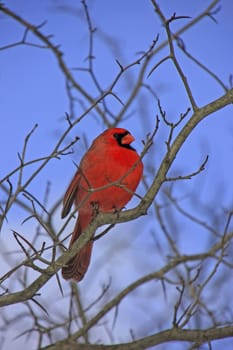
[101,128,136,150]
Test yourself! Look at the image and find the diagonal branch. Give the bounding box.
[0,88,232,308]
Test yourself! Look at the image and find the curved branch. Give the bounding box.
[42,325,233,349]
[0,89,232,308]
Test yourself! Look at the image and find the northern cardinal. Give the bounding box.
[61,128,143,281]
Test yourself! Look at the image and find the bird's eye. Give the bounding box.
[113,133,121,143]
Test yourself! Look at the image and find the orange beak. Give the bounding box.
[121,133,135,145]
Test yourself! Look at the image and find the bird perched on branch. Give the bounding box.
[61,128,143,282]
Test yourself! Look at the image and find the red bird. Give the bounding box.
[61,128,143,281]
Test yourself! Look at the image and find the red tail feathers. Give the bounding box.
[62,217,93,282]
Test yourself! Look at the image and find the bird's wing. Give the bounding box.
[61,169,81,218]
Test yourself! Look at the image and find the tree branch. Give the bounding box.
[42,325,233,349]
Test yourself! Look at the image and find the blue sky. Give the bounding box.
[1,1,233,349]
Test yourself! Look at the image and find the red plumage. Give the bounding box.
[61,128,143,281]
